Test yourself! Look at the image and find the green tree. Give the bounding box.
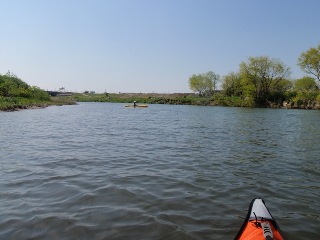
[239,56,291,105]
[221,72,242,96]
[298,44,320,83]
[294,76,318,92]
[205,71,220,91]
[271,79,293,93]
[188,71,220,97]
[269,78,293,103]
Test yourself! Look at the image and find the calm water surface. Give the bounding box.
[0,103,319,239]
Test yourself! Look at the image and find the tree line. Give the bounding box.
[189,44,320,107]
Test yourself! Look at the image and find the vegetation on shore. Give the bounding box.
[68,92,214,105]
[187,44,320,109]
[70,44,320,110]
[0,72,75,111]
[63,90,320,110]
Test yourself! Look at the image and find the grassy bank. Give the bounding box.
[65,92,320,109]
[65,93,259,107]
[4,91,319,110]
[0,96,76,111]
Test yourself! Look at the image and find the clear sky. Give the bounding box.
[1,0,320,93]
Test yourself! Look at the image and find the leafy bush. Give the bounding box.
[0,72,50,100]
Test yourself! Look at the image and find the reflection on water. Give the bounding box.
[0,103,319,239]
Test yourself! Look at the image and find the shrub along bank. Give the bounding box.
[0,72,75,111]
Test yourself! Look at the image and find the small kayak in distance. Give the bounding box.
[234,198,286,240]
[125,104,148,108]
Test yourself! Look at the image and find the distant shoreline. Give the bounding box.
[2,92,319,111]
[71,92,320,110]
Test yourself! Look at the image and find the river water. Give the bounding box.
[0,103,319,239]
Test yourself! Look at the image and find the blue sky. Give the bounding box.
[1,0,319,93]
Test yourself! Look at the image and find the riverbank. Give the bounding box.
[67,92,320,110]
[0,72,77,112]
[4,92,318,111]
[71,92,249,106]
[0,96,76,112]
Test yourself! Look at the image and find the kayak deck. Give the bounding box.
[235,198,286,240]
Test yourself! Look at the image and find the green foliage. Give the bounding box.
[298,44,320,82]
[284,76,320,108]
[271,79,293,93]
[291,91,319,107]
[0,97,46,111]
[211,94,252,107]
[0,71,59,111]
[189,71,220,97]
[221,72,242,96]
[294,76,318,92]
[239,56,291,106]
[267,79,293,103]
[284,91,297,101]
[0,72,50,100]
[30,86,51,100]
